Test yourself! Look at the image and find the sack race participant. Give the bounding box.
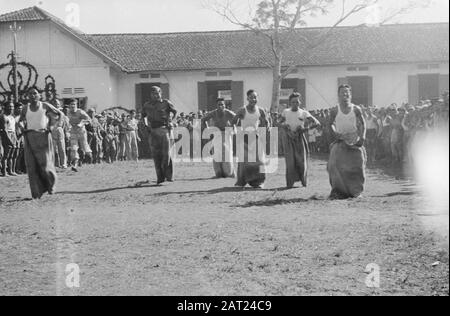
[19,87,63,199]
[232,90,270,189]
[328,85,367,199]
[280,93,320,189]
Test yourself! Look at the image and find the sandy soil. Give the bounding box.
[0,157,448,296]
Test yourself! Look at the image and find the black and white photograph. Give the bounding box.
[0,0,448,299]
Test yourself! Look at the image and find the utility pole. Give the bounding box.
[9,21,21,102]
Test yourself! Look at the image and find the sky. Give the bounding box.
[0,0,448,34]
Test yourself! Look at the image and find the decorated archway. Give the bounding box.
[0,53,38,103]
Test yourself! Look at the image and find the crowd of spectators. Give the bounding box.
[1,91,448,178]
[271,93,449,168]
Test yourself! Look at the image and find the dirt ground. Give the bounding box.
[0,157,448,296]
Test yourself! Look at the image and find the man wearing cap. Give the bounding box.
[86,108,104,164]
[142,86,177,185]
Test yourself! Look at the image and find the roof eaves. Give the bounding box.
[126,58,449,73]
[87,21,449,38]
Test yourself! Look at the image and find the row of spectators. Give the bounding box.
[271,94,449,167]
[1,92,448,177]
[171,94,449,168]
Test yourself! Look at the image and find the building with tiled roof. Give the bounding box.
[0,6,448,112]
[85,23,449,73]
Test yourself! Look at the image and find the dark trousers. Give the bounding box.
[150,127,173,183]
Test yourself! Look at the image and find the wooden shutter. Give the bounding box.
[198,82,207,111]
[231,81,244,112]
[338,77,349,87]
[135,84,142,111]
[298,79,306,108]
[439,74,449,97]
[161,83,170,100]
[367,76,373,107]
[408,75,419,105]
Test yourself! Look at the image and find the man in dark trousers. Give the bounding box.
[142,86,177,185]
[0,101,18,177]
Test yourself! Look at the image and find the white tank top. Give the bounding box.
[335,105,357,135]
[241,106,261,131]
[4,115,16,132]
[26,102,49,130]
[366,117,378,130]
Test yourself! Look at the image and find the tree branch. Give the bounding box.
[289,0,304,30]
[307,0,380,50]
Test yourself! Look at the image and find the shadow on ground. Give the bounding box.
[57,184,160,195]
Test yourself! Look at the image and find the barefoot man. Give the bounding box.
[19,87,63,199]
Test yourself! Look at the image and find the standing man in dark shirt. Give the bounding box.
[142,86,177,185]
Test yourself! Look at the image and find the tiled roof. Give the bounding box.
[1,7,448,73]
[0,6,48,22]
[86,23,449,72]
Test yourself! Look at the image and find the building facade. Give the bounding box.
[0,7,449,112]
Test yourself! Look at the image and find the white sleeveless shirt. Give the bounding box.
[26,102,49,131]
[241,106,261,131]
[3,115,16,132]
[335,104,359,145]
[335,104,357,135]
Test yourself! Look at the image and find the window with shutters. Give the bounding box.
[418,64,440,70]
[280,78,306,108]
[218,71,232,77]
[205,81,232,111]
[62,88,73,95]
[418,74,440,100]
[347,66,369,72]
[347,76,372,107]
[206,71,233,77]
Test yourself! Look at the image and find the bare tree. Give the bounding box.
[205,0,432,112]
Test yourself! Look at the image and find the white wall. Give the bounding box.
[108,68,120,109]
[116,63,449,113]
[118,68,275,114]
[0,21,112,109]
[2,21,448,112]
[298,63,449,110]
